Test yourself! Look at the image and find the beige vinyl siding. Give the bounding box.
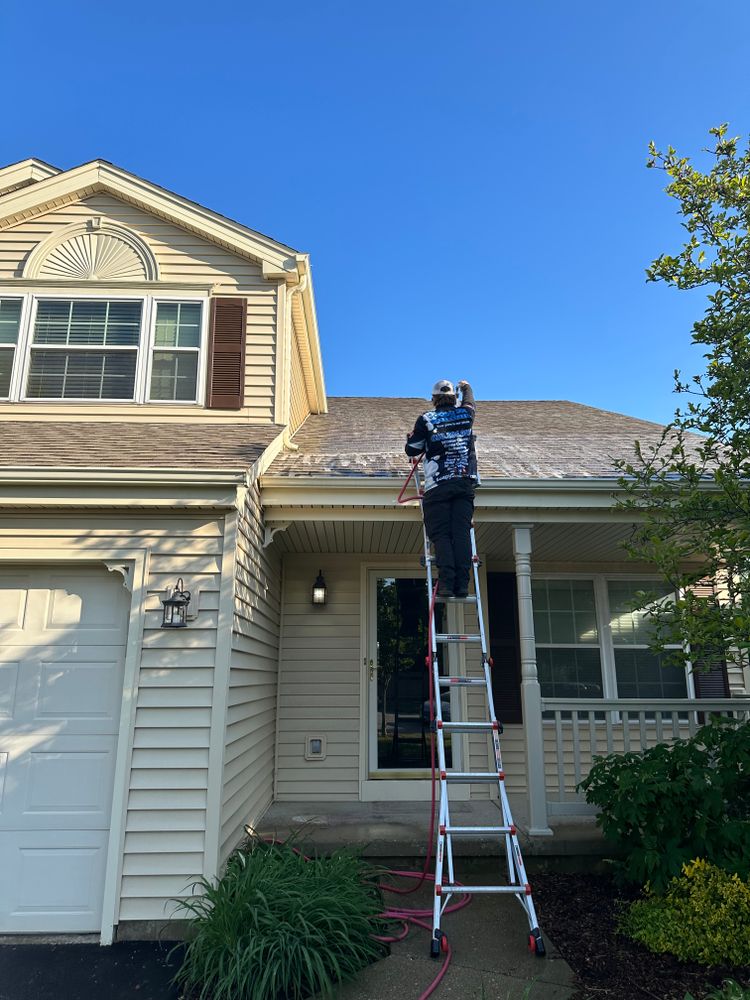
[219,484,282,863]
[289,331,311,433]
[0,512,225,922]
[275,556,361,800]
[0,194,277,423]
[274,555,525,802]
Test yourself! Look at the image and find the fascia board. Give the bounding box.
[0,159,61,193]
[295,256,327,412]
[259,477,627,510]
[0,488,239,509]
[0,162,101,224]
[263,506,638,524]
[0,162,302,278]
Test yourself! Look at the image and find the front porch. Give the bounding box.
[260,475,750,850]
[257,798,605,858]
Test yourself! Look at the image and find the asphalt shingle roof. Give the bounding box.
[268,397,672,480]
[0,421,283,470]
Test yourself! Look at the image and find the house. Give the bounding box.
[0,157,747,944]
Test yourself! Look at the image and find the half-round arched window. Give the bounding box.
[23,220,159,281]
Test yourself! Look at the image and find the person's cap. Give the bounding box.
[431,379,455,396]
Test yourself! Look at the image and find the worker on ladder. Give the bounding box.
[405,379,478,598]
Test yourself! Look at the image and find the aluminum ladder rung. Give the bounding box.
[440,884,530,895]
[439,721,499,732]
[434,594,477,604]
[441,771,503,783]
[435,633,482,643]
[443,825,516,836]
[437,676,486,687]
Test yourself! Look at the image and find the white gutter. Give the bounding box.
[260,474,626,492]
[0,467,247,487]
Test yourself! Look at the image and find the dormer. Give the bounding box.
[0,159,326,427]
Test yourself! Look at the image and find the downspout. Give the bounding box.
[282,275,308,452]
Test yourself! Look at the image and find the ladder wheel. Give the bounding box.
[529,928,546,958]
[440,932,449,953]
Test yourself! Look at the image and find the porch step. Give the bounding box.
[435,633,482,643]
[437,676,486,687]
[438,721,500,733]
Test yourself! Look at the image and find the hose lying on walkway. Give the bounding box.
[376,869,472,1000]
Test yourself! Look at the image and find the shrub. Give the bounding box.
[620,859,750,967]
[172,837,387,1000]
[578,717,750,891]
[685,982,750,1000]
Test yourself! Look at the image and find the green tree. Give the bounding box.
[616,125,750,674]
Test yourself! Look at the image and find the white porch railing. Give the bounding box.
[539,697,750,817]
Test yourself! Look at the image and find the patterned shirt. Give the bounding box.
[405,393,477,492]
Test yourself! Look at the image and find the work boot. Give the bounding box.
[436,580,453,598]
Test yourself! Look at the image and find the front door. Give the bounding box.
[367,572,453,778]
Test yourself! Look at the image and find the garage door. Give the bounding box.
[0,567,129,933]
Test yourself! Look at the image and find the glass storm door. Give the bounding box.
[368,573,452,773]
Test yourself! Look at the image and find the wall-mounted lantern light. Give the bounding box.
[312,569,327,606]
[162,578,191,628]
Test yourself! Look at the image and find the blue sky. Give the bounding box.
[2,1,748,423]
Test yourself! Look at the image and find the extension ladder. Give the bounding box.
[407,461,545,959]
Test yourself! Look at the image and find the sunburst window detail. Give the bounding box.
[23,221,159,282]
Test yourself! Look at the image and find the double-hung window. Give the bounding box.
[533,579,603,700]
[149,302,202,401]
[27,299,142,400]
[607,579,686,700]
[0,294,206,404]
[534,575,689,710]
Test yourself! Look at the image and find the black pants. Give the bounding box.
[422,479,475,593]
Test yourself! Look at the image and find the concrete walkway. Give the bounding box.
[336,873,575,1000]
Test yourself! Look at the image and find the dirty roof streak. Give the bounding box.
[269,397,676,480]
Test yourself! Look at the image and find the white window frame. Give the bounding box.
[534,572,695,719]
[0,291,209,405]
[145,297,210,405]
[1,294,33,400]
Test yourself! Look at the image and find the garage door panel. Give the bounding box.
[36,650,123,730]
[0,736,117,830]
[0,576,30,636]
[0,647,124,736]
[43,573,128,644]
[0,830,109,933]
[0,660,19,719]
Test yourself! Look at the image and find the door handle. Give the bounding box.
[365,657,374,682]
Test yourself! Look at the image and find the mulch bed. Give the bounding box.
[532,871,750,1000]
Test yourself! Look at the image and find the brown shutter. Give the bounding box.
[206,297,246,410]
[487,573,523,725]
[690,579,730,699]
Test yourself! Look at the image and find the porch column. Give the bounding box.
[512,524,553,837]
